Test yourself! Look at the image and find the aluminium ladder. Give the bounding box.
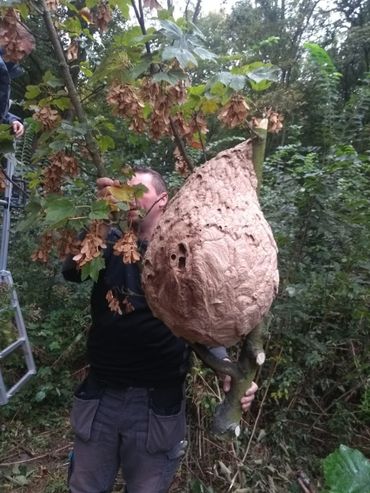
[0,153,36,405]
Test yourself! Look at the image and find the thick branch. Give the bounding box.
[211,323,265,439]
[190,342,242,380]
[40,2,105,177]
[252,117,268,195]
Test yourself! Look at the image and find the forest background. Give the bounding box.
[0,0,369,491]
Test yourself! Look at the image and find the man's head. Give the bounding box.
[128,167,168,237]
[1,21,35,63]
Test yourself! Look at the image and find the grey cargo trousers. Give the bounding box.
[68,378,187,493]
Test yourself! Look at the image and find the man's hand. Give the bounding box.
[11,121,24,138]
[223,373,258,413]
[96,177,120,200]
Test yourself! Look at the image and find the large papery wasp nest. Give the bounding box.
[142,140,279,347]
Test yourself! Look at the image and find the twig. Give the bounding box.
[194,111,207,163]
[170,116,194,172]
[0,444,72,467]
[241,346,282,463]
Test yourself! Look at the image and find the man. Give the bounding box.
[63,168,258,493]
[0,20,35,137]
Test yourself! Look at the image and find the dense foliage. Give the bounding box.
[0,0,369,491]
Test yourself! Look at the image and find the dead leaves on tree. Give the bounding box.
[0,8,34,62]
[42,151,79,193]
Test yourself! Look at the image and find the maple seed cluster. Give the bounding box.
[0,170,5,191]
[93,2,112,32]
[43,151,79,193]
[73,221,107,268]
[106,290,134,315]
[106,84,146,133]
[107,79,208,145]
[0,9,34,62]
[267,111,284,133]
[45,0,59,12]
[33,106,61,130]
[113,231,141,264]
[218,94,250,128]
[174,147,190,177]
[55,229,81,260]
[31,232,53,263]
[31,229,81,264]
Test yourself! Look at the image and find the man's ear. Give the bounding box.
[159,192,168,210]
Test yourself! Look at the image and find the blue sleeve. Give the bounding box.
[3,112,21,124]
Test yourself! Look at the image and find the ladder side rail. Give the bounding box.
[0,154,15,271]
[7,271,36,374]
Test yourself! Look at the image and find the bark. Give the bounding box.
[40,1,105,177]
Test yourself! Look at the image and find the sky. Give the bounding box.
[201,0,235,14]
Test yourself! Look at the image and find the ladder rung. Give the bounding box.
[0,337,25,359]
[7,370,36,399]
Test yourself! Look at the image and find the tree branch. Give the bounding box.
[131,0,151,55]
[170,116,194,172]
[40,1,105,177]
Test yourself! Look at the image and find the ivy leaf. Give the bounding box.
[81,256,105,282]
[44,196,76,226]
[323,445,370,493]
[162,47,197,69]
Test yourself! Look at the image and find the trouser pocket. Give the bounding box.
[70,376,104,442]
[146,386,186,454]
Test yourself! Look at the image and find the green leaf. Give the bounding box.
[304,42,337,73]
[80,62,93,77]
[25,85,41,100]
[162,47,197,69]
[246,66,281,84]
[128,59,152,79]
[323,445,370,493]
[159,20,183,40]
[0,124,14,153]
[97,135,115,152]
[35,390,46,402]
[43,70,64,88]
[16,198,42,232]
[81,256,105,282]
[193,46,217,62]
[89,200,110,220]
[62,16,83,36]
[188,84,206,97]
[44,196,76,226]
[52,97,71,110]
[114,0,130,18]
[107,184,135,202]
[152,71,180,84]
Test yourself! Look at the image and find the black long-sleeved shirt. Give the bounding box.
[63,229,191,388]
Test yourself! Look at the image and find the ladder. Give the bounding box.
[0,154,36,405]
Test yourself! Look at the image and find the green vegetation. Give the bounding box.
[1,0,370,491]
